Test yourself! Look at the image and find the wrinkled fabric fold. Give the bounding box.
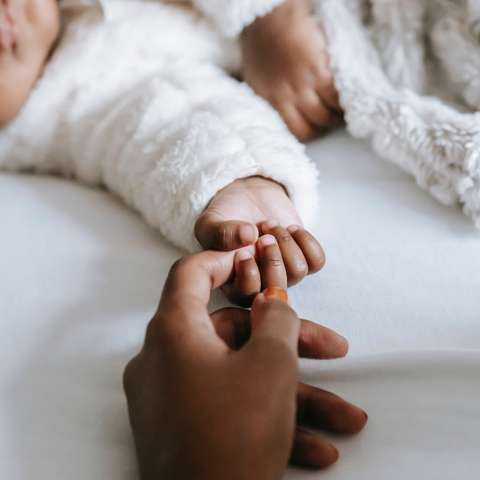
[317,0,480,228]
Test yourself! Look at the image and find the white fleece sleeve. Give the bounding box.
[191,0,286,36]
[0,57,319,252]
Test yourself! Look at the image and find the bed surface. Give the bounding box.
[1,129,480,479]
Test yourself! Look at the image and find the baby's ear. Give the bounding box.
[195,213,258,251]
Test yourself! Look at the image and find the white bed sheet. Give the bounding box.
[1,129,479,479]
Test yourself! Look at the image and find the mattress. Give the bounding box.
[1,129,479,479]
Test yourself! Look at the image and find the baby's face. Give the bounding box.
[0,0,60,127]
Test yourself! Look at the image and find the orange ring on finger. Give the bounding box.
[263,286,290,305]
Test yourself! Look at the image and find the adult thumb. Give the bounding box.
[247,290,300,356]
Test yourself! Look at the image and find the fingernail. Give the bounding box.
[240,224,257,244]
[263,286,289,304]
[264,219,279,230]
[236,249,251,262]
[287,224,300,234]
[259,234,276,247]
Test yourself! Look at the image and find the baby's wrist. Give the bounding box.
[232,176,289,197]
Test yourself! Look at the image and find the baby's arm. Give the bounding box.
[241,0,343,141]
[0,1,323,273]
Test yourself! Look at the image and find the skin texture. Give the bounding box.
[241,0,343,141]
[195,176,326,306]
[0,0,60,127]
[124,240,368,480]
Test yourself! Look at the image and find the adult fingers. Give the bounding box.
[290,429,339,469]
[222,249,261,307]
[149,250,237,347]
[210,310,349,358]
[286,225,326,274]
[257,234,288,291]
[246,288,300,357]
[209,307,251,350]
[261,220,308,287]
[195,211,258,251]
[298,319,349,359]
[297,382,368,434]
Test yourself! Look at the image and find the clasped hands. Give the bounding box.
[124,233,367,480]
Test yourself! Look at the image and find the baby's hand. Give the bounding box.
[223,228,324,306]
[241,0,343,141]
[195,176,325,305]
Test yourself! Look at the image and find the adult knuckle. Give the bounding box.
[168,255,198,282]
[170,255,189,273]
[144,317,163,346]
[122,355,143,396]
[198,250,224,277]
[122,361,135,393]
[260,301,298,323]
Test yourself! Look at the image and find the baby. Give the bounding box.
[0,0,340,301]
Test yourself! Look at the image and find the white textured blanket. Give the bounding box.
[319,0,480,228]
[2,132,480,480]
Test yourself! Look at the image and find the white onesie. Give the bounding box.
[0,0,320,252]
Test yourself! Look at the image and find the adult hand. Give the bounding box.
[123,238,367,480]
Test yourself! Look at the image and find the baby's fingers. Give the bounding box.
[297,89,342,132]
[257,234,288,291]
[280,102,317,142]
[261,220,308,287]
[261,222,325,285]
[287,225,326,274]
[222,250,261,307]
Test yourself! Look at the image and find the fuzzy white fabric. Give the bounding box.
[0,0,318,252]
[317,0,480,228]
[190,0,286,36]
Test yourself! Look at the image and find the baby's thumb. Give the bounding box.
[195,213,258,251]
[247,290,300,357]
